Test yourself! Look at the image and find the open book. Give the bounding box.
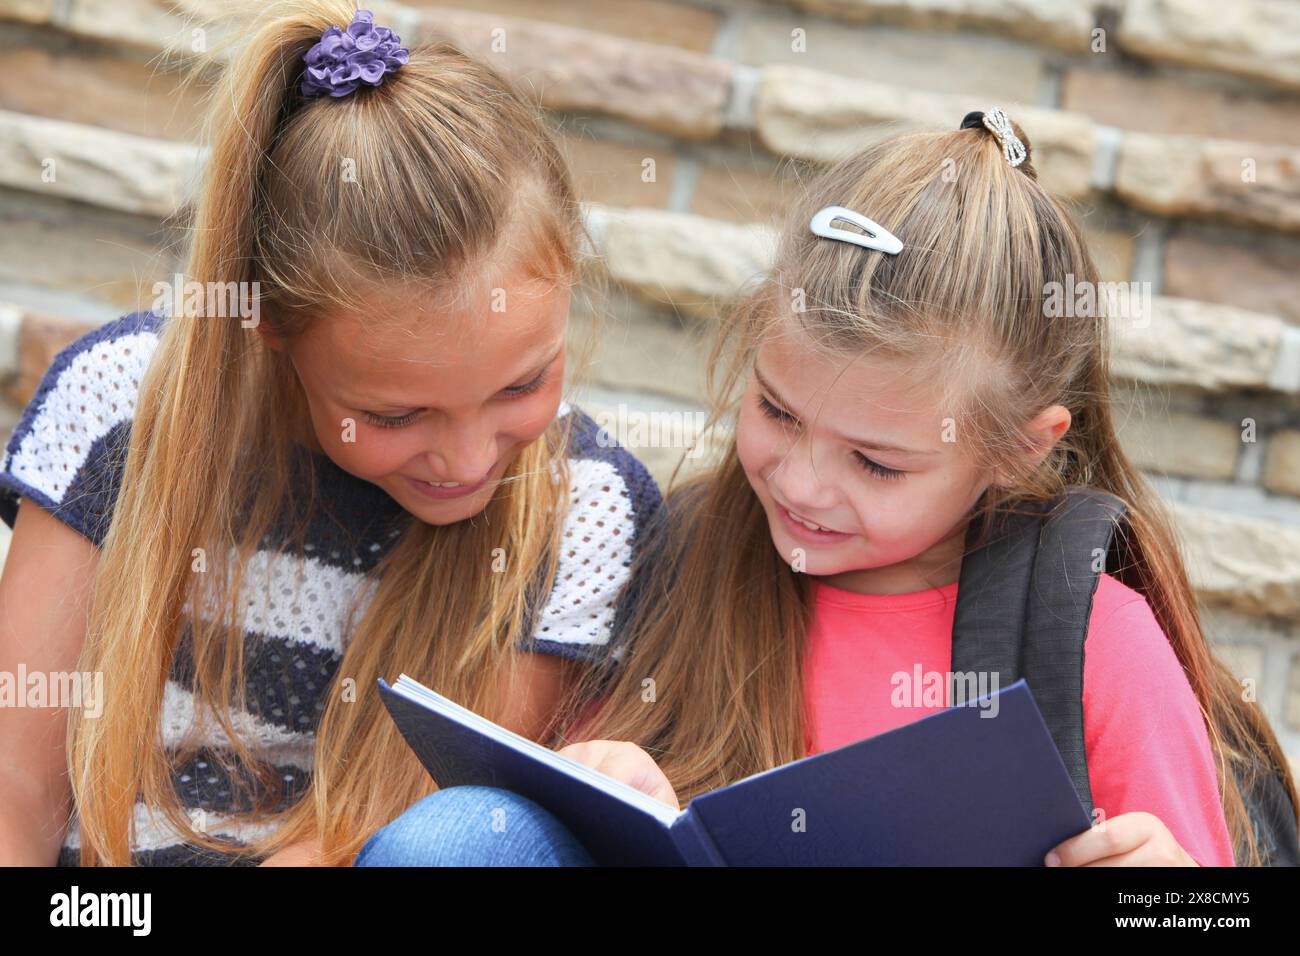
[377,675,1092,866]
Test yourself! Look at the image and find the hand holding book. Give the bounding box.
[557,740,681,811]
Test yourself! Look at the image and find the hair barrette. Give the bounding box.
[809,205,904,255]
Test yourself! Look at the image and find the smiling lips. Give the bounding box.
[775,501,853,542]
[405,462,497,500]
[786,507,836,532]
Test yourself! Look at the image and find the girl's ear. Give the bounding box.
[990,404,1072,489]
[1031,405,1072,457]
[257,324,287,353]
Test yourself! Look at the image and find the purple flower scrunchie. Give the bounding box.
[301,8,409,98]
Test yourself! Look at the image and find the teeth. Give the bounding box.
[425,480,463,488]
[789,509,829,532]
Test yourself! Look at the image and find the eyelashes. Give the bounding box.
[856,454,906,482]
[362,410,419,429]
[503,368,550,398]
[755,393,905,481]
[756,392,798,429]
[361,370,551,429]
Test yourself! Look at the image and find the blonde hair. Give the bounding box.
[69,0,594,866]
[573,117,1299,866]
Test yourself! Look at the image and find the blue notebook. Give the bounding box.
[376,675,1092,866]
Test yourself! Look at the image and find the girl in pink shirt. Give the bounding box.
[560,107,1299,867]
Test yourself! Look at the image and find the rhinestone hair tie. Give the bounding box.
[960,107,1027,167]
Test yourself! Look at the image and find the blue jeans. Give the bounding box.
[353,786,597,866]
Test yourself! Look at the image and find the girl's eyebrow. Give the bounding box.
[351,344,563,409]
[503,343,564,387]
[752,363,938,457]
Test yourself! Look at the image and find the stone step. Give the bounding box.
[0,110,203,218]
[1,2,1297,235]
[9,0,1296,93]
[1,199,1297,403]
[584,204,1300,399]
[754,65,1300,234]
[1175,502,1300,620]
[777,0,1300,92]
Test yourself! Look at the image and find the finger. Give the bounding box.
[606,744,679,809]
[641,772,679,809]
[556,741,678,808]
[575,741,641,784]
[1081,848,1152,866]
[1082,836,1193,867]
[555,740,595,762]
[1049,816,1146,867]
[556,739,616,770]
[603,743,659,790]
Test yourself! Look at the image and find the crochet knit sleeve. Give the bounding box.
[519,404,664,666]
[0,311,162,546]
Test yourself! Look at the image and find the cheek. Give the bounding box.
[307,398,359,457]
[503,381,566,444]
[333,423,419,479]
[861,475,966,544]
[488,353,568,447]
[849,490,906,540]
[734,406,772,490]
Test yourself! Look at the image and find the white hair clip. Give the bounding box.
[979,107,1027,168]
[809,205,904,255]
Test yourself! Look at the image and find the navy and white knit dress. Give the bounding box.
[0,310,663,865]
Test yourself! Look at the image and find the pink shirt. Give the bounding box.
[803,572,1236,866]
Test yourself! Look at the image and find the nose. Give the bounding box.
[768,432,839,515]
[423,419,498,483]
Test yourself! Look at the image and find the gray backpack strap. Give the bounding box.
[948,504,1044,691]
[1025,488,1128,822]
[951,487,1128,821]
[1240,760,1300,866]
